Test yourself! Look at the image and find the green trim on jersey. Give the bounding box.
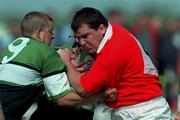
[8,61,41,72]
[48,89,72,101]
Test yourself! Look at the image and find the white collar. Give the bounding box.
[97,23,112,53]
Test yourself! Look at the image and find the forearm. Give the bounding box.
[57,92,84,106]
[56,92,102,107]
[58,48,92,96]
[66,63,90,96]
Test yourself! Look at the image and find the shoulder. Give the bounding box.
[30,39,55,55]
[111,22,129,34]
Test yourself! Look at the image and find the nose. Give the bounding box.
[79,39,86,46]
[51,31,54,37]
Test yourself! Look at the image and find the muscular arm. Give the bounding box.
[57,87,117,107]
[58,49,89,96]
[67,63,89,96]
[56,91,102,106]
[57,49,117,103]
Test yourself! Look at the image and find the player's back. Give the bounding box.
[0,37,54,86]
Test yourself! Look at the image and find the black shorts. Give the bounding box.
[0,84,43,120]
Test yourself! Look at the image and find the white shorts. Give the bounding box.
[112,97,173,120]
[82,101,113,120]
[93,101,113,120]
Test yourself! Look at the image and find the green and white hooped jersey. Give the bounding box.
[0,37,71,101]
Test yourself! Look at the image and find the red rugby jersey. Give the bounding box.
[80,23,162,108]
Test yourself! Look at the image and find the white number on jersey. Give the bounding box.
[1,38,30,64]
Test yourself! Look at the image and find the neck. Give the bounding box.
[31,34,42,42]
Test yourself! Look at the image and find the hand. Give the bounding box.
[103,88,117,102]
[57,48,71,65]
[71,60,88,73]
[70,47,90,73]
[70,47,80,60]
[175,112,180,120]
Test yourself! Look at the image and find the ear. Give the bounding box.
[33,27,42,40]
[98,24,107,35]
[37,27,42,39]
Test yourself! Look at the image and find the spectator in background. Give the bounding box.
[172,17,180,77]
[106,9,128,29]
[159,18,179,113]
[177,53,180,76]
[9,21,21,40]
[131,13,163,67]
[0,21,21,55]
[159,19,178,74]
[148,15,163,67]
[50,7,79,47]
[0,22,12,54]
[131,13,152,57]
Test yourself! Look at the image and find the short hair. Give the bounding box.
[71,7,108,32]
[20,11,53,37]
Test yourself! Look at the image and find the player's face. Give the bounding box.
[74,24,106,54]
[40,21,54,45]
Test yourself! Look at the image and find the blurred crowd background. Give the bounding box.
[0,0,179,115]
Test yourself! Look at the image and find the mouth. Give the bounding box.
[84,46,90,51]
[86,48,93,53]
[52,36,55,40]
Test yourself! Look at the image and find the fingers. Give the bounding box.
[106,88,117,96]
[71,60,85,67]
[57,48,70,54]
[76,67,86,72]
[57,48,62,54]
[109,88,118,95]
[72,48,79,54]
[104,88,117,102]
[64,48,70,52]
[71,60,79,66]
[71,60,88,73]
[71,48,80,60]
[57,48,71,65]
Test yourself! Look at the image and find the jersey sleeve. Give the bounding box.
[80,59,109,94]
[41,51,72,101]
[43,72,72,101]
